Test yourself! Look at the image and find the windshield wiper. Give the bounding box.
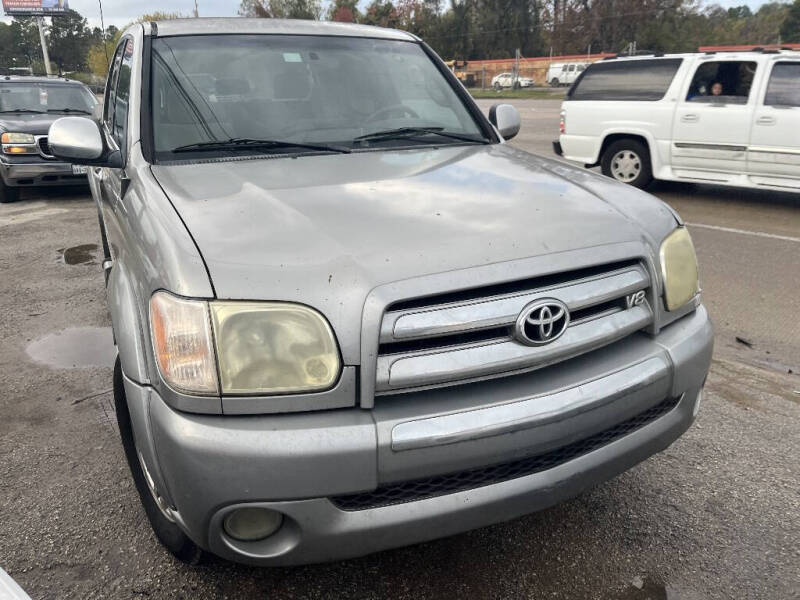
[0,109,46,114]
[46,108,92,114]
[172,137,351,154]
[354,127,489,145]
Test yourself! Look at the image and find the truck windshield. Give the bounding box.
[0,83,95,114]
[150,34,487,158]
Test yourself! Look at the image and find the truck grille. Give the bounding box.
[331,394,679,511]
[36,136,54,159]
[375,260,652,394]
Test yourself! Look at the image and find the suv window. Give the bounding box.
[764,62,800,107]
[568,58,683,101]
[686,60,757,104]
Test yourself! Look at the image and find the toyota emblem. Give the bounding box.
[515,298,570,346]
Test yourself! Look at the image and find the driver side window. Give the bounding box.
[103,42,125,130]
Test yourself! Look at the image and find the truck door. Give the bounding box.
[747,60,800,189]
[671,59,758,178]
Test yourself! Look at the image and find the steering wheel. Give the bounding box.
[364,104,420,124]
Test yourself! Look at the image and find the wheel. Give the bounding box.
[0,179,20,203]
[550,78,560,87]
[113,357,203,565]
[601,139,653,188]
[494,82,501,91]
[513,81,521,90]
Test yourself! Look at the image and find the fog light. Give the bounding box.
[223,508,283,542]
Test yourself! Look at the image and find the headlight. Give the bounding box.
[1,132,38,154]
[150,292,219,395]
[211,302,340,395]
[1,132,35,144]
[659,227,699,311]
[149,292,341,396]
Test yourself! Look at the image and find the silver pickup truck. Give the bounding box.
[48,18,713,567]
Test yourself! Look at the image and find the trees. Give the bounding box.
[48,9,91,73]
[238,0,322,19]
[328,0,361,22]
[781,0,800,43]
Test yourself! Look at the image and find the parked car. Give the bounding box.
[491,72,534,90]
[547,62,587,87]
[0,76,97,203]
[553,51,800,190]
[48,18,712,567]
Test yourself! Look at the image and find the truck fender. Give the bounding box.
[107,262,150,385]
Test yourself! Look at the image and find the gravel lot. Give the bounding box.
[0,99,798,599]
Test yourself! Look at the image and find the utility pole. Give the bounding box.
[99,0,109,66]
[194,0,199,17]
[36,17,52,76]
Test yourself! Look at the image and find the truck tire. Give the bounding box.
[0,179,20,203]
[601,139,653,189]
[550,78,560,87]
[113,358,203,565]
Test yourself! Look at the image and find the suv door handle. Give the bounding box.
[681,114,699,123]
[756,116,776,126]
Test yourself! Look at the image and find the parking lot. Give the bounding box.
[1,98,798,599]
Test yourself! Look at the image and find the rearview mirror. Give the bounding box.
[488,104,521,140]
[48,117,122,168]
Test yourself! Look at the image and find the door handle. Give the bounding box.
[681,114,699,123]
[756,116,776,126]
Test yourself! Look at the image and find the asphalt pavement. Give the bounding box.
[0,100,798,599]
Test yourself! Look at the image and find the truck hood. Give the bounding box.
[151,144,676,363]
[0,113,60,136]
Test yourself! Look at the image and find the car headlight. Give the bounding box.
[149,292,341,396]
[659,227,699,311]
[211,302,340,395]
[1,132,38,154]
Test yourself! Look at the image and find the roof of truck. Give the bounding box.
[148,18,418,42]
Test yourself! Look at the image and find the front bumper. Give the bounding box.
[129,305,712,566]
[0,157,86,187]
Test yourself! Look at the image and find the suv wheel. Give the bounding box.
[0,179,20,203]
[113,358,203,565]
[601,139,653,188]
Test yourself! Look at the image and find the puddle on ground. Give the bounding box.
[60,243,99,265]
[26,327,116,369]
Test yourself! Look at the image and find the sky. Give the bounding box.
[0,0,787,29]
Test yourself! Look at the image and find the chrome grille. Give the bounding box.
[36,136,54,159]
[376,261,652,394]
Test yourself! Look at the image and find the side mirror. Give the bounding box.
[488,103,521,140]
[48,117,122,168]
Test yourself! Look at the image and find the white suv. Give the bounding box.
[554,51,800,191]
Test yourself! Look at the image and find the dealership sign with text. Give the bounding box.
[2,0,69,16]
